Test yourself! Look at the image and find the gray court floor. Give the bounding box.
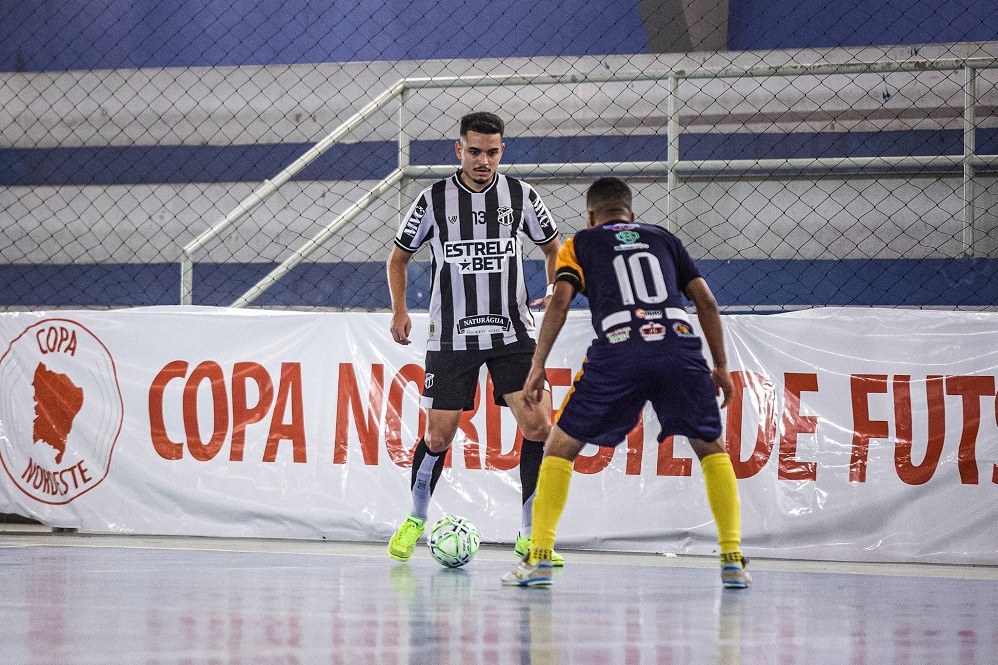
[1,526,996,664]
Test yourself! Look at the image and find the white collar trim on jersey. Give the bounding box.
[452,170,499,194]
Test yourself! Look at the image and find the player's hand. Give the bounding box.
[390,312,412,345]
[530,294,551,309]
[712,365,734,409]
[523,366,547,405]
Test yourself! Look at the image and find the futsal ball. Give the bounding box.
[427,515,480,568]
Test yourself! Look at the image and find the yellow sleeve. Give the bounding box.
[555,236,585,294]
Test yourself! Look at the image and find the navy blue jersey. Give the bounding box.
[556,221,703,355]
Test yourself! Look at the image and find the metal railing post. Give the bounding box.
[963,64,978,258]
[666,74,680,233]
[398,84,412,231]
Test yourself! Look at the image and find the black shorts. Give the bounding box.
[420,339,536,411]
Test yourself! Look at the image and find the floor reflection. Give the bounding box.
[0,537,995,664]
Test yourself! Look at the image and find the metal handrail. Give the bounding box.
[229,169,404,308]
[179,81,405,305]
[179,57,998,306]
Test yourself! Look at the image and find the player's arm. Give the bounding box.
[530,236,563,308]
[387,246,414,345]
[524,280,575,404]
[685,277,734,408]
[524,237,580,404]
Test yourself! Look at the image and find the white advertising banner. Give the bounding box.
[0,306,995,565]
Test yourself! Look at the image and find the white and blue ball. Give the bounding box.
[427,515,480,568]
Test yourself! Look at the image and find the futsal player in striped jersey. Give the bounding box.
[502,177,751,589]
[386,111,565,565]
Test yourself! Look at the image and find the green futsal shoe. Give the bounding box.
[515,534,564,567]
[388,515,425,562]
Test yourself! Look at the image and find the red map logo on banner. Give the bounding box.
[0,319,123,505]
[32,363,85,465]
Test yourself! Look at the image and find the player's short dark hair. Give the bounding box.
[586,177,633,217]
[460,111,505,138]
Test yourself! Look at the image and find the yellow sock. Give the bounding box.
[701,452,742,555]
[529,456,573,561]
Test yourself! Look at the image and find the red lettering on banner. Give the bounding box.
[849,374,889,482]
[264,363,306,463]
[779,372,818,481]
[945,374,996,485]
[148,358,998,488]
[35,325,78,356]
[230,362,274,462]
[384,364,425,466]
[725,371,777,479]
[148,361,306,463]
[334,363,384,465]
[572,420,643,475]
[149,361,188,460]
[21,458,92,496]
[546,368,573,408]
[657,434,692,477]
[184,361,228,462]
[894,375,945,485]
[574,443,613,474]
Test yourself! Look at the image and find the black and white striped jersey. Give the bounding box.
[394,171,559,351]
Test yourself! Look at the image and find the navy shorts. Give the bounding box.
[421,339,536,411]
[556,349,723,446]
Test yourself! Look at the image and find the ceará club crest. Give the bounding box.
[0,319,123,505]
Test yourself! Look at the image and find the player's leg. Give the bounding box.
[503,388,566,567]
[502,425,584,587]
[651,352,750,588]
[689,436,750,588]
[487,341,564,565]
[413,408,463,516]
[503,354,642,587]
[528,426,584,553]
[388,408,462,562]
[389,350,479,562]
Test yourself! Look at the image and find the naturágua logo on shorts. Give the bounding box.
[0,319,123,504]
[457,315,512,335]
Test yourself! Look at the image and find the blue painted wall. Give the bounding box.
[728,0,998,50]
[0,0,648,72]
[6,0,998,72]
[4,258,997,309]
[4,129,993,187]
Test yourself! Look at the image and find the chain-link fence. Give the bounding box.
[2,1,997,311]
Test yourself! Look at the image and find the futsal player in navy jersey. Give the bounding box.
[502,177,750,589]
[386,112,565,565]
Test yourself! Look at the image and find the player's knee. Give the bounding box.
[521,420,551,443]
[424,433,456,454]
[543,426,584,460]
[690,436,727,460]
